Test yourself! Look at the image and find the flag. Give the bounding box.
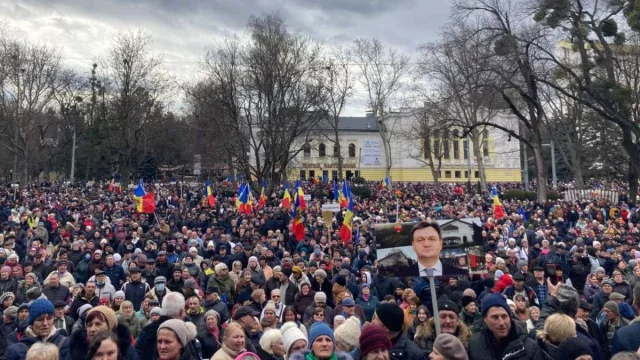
[339,182,348,208]
[237,183,251,214]
[519,207,527,221]
[281,183,292,209]
[108,177,115,192]
[492,186,504,220]
[205,179,216,207]
[292,185,305,241]
[259,180,267,208]
[340,196,354,244]
[296,179,307,210]
[247,189,256,213]
[333,181,339,201]
[381,177,390,189]
[132,179,156,213]
[225,175,232,185]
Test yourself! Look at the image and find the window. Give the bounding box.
[322,170,329,180]
[463,140,468,160]
[455,171,461,178]
[333,144,339,157]
[348,144,356,158]
[355,170,360,177]
[474,171,480,178]
[319,143,326,157]
[303,143,311,158]
[299,170,306,179]
[453,139,460,159]
[332,170,338,180]
[445,171,452,179]
[309,170,315,179]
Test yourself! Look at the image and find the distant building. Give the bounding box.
[286,111,521,182]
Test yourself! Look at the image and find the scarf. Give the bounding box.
[208,325,220,341]
[306,351,338,360]
[362,294,370,302]
[222,344,243,358]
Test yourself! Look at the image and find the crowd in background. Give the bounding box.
[0,179,639,360]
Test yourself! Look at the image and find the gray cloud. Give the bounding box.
[2,0,452,114]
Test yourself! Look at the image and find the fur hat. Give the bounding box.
[313,269,327,279]
[214,262,228,273]
[158,319,197,346]
[374,303,404,332]
[334,317,361,351]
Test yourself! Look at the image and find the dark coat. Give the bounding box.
[43,284,71,305]
[4,328,69,360]
[612,318,640,355]
[290,350,353,360]
[468,322,544,360]
[0,277,18,295]
[197,327,222,359]
[293,290,315,319]
[65,323,138,360]
[136,315,171,360]
[68,291,100,321]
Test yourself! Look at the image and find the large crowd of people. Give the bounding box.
[0,179,639,360]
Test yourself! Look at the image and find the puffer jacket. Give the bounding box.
[4,327,69,360]
[468,320,545,360]
[355,294,380,322]
[0,277,18,295]
[117,312,143,339]
[65,323,137,360]
[612,280,632,303]
[294,290,315,319]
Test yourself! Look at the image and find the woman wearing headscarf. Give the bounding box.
[293,283,315,320]
[157,319,199,360]
[66,306,137,360]
[290,322,353,360]
[355,281,380,322]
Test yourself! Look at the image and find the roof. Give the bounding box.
[317,113,379,132]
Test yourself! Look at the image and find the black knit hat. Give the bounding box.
[375,303,404,332]
[438,300,459,314]
[483,278,494,289]
[461,295,475,308]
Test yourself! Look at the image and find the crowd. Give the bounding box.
[0,179,638,360]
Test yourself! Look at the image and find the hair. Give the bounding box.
[86,331,119,360]
[85,311,108,329]
[611,353,640,360]
[224,322,245,342]
[259,329,283,355]
[25,342,59,360]
[312,307,325,316]
[282,306,296,320]
[401,289,416,302]
[162,292,186,318]
[251,289,265,303]
[120,300,133,312]
[411,221,442,241]
[538,314,576,344]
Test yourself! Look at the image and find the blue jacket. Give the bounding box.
[103,264,126,290]
[612,319,640,355]
[4,328,69,360]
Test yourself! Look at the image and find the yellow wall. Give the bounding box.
[293,167,521,182]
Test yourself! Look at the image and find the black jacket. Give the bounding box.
[468,322,544,360]
[68,291,100,321]
[122,279,151,311]
[197,327,222,359]
[65,323,137,360]
[135,315,201,360]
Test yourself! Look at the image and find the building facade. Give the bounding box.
[286,111,522,182]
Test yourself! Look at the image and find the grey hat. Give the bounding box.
[609,292,625,301]
[150,307,162,316]
[78,303,93,317]
[154,276,167,284]
[3,306,18,319]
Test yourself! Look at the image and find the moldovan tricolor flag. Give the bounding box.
[281,183,292,209]
[340,196,354,244]
[132,179,156,213]
[205,179,216,207]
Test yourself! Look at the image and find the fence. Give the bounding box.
[563,189,620,203]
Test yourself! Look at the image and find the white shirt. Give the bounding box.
[418,259,443,277]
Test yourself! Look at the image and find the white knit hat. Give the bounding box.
[214,262,228,273]
[334,316,361,351]
[280,322,308,355]
[158,319,197,346]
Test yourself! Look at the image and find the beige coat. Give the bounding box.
[211,344,242,360]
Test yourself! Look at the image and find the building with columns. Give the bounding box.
[285,110,522,182]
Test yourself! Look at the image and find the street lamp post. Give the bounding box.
[542,142,557,189]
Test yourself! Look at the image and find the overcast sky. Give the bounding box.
[1,0,452,115]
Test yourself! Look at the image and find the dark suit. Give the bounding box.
[395,261,468,277]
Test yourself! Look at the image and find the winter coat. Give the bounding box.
[65,323,138,360]
[68,291,99,321]
[16,281,40,304]
[459,309,482,334]
[42,284,71,305]
[211,344,241,360]
[135,315,199,360]
[294,290,315,319]
[415,317,470,354]
[591,291,609,320]
[0,277,18,295]
[612,281,632,303]
[207,274,235,302]
[468,321,545,360]
[290,350,353,360]
[584,283,600,303]
[197,327,222,359]
[95,282,117,302]
[303,304,334,327]
[355,295,380,322]
[121,280,151,311]
[117,313,143,340]
[612,318,640,355]
[74,258,91,284]
[4,327,69,360]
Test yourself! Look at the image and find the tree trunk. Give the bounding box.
[532,144,548,202]
[471,133,487,192]
[628,158,638,204]
[335,130,344,181]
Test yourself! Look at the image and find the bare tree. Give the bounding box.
[454,0,550,201]
[195,14,325,192]
[101,29,169,184]
[352,38,409,179]
[320,47,355,181]
[0,31,62,183]
[415,23,501,191]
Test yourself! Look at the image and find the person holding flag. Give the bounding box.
[381,176,390,190]
[236,183,251,214]
[339,181,348,208]
[296,179,306,210]
[132,179,156,213]
[492,186,504,220]
[292,184,305,241]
